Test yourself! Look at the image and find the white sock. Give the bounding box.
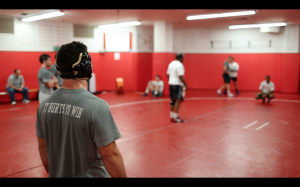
[227,90,231,94]
[171,112,174,118]
[173,113,178,119]
[145,89,149,94]
[154,91,158,95]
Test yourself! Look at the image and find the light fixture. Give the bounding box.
[21,10,65,22]
[229,22,287,29]
[98,21,141,29]
[187,11,256,20]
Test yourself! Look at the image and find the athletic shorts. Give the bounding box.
[169,85,182,99]
[39,91,51,104]
[151,91,162,96]
[256,93,273,99]
[223,73,231,83]
[223,73,237,83]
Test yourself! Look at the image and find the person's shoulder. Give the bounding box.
[8,74,13,78]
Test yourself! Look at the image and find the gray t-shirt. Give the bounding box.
[6,74,24,88]
[36,88,122,178]
[49,64,63,86]
[38,67,53,94]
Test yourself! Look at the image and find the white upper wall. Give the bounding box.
[173,25,300,53]
[0,18,153,53]
[0,18,299,53]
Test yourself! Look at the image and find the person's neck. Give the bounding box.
[62,79,88,90]
[41,64,48,69]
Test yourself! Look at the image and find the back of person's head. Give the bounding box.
[176,53,184,60]
[14,69,19,73]
[56,41,89,79]
[39,54,51,64]
[266,75,270,79]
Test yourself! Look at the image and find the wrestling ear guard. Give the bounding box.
[56,49,93,80]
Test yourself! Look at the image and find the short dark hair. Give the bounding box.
[155,75,161,79]
[56,41,88,79]
[266,75,270,79]
[39,54,51,64]
[176,53,184,60]
[14,69,19,73]
[228,56,234,60]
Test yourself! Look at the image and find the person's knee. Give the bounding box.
[23,87,28,92]
[6,87,14,93]
[170,99,176,106]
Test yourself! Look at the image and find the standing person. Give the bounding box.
[6,69,30,105]
[142,75,164,98]
[36,41,127,178]
[217,56,235,97]
[167,53,188,123]
[49,54,63,91]
[255,75,275,104]
[222,57,240,95]
[38,54,58,103]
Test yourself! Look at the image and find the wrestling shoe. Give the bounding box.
[267,99,270,104]
[262,98,265,104]
[171,117,184,123]
[142,93,148,97]
[223,90,227,94]
[217,90,222,96]
[236,90,240,95]
[23,99,30,104]
[11,101,16,105]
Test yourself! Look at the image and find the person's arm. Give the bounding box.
[37,137,49,173]
[223,65,229,75]
[9,83,21,91]
[45,75,58,89]
[98,141,127,178]
[179,76,188,90]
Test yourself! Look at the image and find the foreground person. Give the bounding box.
[36,41,127,178]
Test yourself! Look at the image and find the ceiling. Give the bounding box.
[1,9,300,29]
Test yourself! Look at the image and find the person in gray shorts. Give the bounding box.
[6,69,30,105]
[37,54,58,103]
[48,54,63,91]
[36,41,127,178]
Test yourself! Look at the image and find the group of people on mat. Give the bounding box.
[140,54,276,123]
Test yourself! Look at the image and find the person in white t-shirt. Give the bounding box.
[142,75,164,98]
[255,75,275,104]
[217,56,237,97]
[166,53,188,123]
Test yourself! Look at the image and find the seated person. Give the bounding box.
[142,75,164,98]
[6,69,30,105]
[255,75,275,104]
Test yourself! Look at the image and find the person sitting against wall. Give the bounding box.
[6,69,30,105]
[142,75,164,98]
[255,75,275,104]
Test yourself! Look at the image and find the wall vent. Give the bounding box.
[0,17,14,34]
[73,25,94,38]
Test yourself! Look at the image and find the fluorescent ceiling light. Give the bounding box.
[229,22,287,29]
[21,10,65,22]
[187,11,256,20]
[98,21,141,29]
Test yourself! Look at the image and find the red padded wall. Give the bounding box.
[183,53,299,93]
[281,54,300,93]
[0,51,299,103]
